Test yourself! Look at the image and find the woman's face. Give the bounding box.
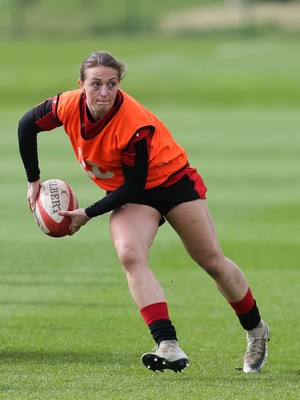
[78,66,120,121]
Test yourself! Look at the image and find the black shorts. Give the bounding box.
[128,167,207,225]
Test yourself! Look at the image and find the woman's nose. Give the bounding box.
[100,85,108,96]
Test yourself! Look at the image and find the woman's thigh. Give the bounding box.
[166,199,223,265]
[110,203,162,260]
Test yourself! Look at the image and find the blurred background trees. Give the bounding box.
[1,0,300,38]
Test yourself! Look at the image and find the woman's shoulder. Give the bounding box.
[119,90,156,124]
[59,89,82,102]
[57,89,83,120]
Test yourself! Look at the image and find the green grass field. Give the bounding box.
[1,33,300,399]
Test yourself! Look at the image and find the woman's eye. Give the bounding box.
[90,81,117,90]
[108,82,117,89]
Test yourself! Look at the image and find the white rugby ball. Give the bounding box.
[33,179,78,238]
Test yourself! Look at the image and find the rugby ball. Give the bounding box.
[33,179,78,238]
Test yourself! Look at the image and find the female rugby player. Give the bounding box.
[18,51,270,373]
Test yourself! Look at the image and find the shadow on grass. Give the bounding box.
[0,300,103,308]
[0,349,125,366]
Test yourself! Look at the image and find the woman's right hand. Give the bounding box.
[27,180,41,212]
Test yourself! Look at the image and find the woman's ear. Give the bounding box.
[78,79,85,91]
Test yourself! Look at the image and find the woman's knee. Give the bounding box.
[114,239,144,270]
[194,248,225,277]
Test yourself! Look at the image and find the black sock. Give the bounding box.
[148,319,177,344]
[236,301,261,331]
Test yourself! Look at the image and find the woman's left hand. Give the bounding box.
[58,208,91,236]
